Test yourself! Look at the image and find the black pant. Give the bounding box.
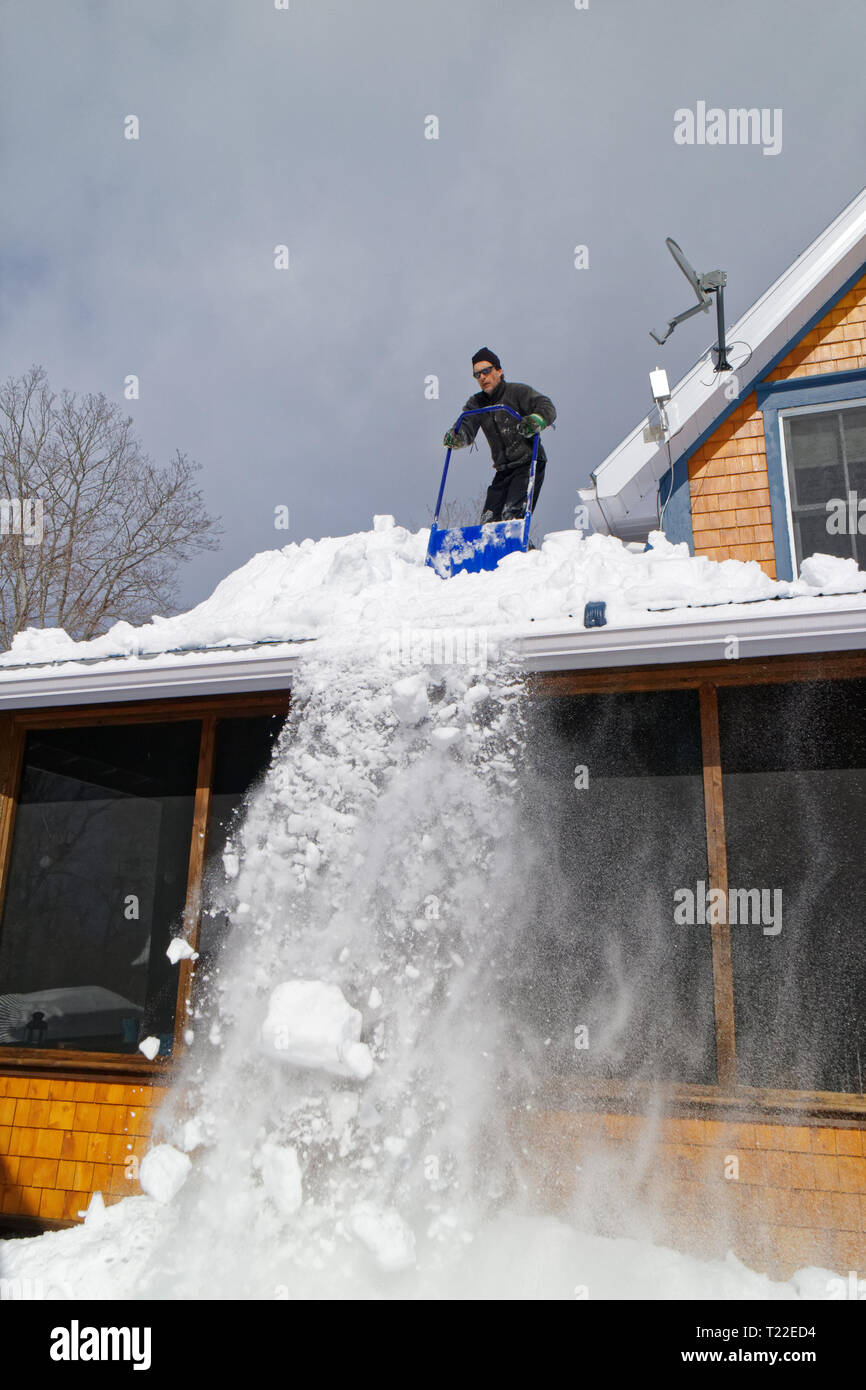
[482,460,545,522]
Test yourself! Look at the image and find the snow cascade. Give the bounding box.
[140,632,535,1295]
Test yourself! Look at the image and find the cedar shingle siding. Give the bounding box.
[689,272,866,577]
[0,1076,165,1222]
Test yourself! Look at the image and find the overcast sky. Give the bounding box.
[3,0,865,611]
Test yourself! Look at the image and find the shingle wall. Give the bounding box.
[0,1074,166,1224]
[687,273,866,577]
[514,1108,866,1281]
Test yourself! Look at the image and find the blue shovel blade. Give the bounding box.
[426,520,527,578]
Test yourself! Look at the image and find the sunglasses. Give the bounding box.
[473,366,497,379]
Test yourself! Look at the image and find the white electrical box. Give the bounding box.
[649,367,671,402]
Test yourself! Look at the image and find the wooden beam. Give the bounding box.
[532,649,866,698]
[0,714,26,933]
[537,1074,866,1122]
[0,1052,174,1079]
[13,690,291,729]
[172,714,217,1057]
[699,684,737,1090]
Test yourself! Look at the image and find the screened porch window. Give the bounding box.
[520,663,866,1108]
[517,689,716,1085]
[0,703,289,1065]
[0,722,201,1054]
[718,678,866,1094]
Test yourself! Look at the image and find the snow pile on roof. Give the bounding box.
[3,518,866,669]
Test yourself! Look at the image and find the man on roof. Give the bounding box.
[443,347,556,523]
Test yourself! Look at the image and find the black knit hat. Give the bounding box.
[471,347,502,370]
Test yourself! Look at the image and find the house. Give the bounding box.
[580,184,866,581]
[1,192,866,1284]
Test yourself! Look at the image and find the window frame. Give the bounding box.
[0,692,290,1078]
[757,368,866,581]
[782,397,866,570]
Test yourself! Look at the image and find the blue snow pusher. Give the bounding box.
[425,404,540,579]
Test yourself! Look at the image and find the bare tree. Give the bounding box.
[0,366,221,649]
[427,488,489,530]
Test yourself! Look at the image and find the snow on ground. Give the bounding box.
[0,1191,849,1301]
[1,521,865,672]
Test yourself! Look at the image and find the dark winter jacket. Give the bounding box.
[454,378,556,471]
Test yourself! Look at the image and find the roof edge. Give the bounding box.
[1,606,864,709]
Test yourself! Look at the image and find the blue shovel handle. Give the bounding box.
[432,405,540,530]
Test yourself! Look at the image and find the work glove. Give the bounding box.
[443,429,467,448]
[518,413,547,437]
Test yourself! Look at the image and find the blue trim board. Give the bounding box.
[658,453,694,548]
[758,369,866,581]
[756,367,866,408]
[663,256,866,551]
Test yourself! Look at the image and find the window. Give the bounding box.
[718,678,866,1093]
[0,722,201,1054]
[527,655,866,1114]
[757,370,866,581]
[782,405,866,570]
[0,699,289,1066]
[518,689,716,1085]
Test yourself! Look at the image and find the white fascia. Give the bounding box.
[0,646,306,710]
[517,604,866,671]
[0,607,864,709]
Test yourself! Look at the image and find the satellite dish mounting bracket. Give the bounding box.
[650,237,732,372]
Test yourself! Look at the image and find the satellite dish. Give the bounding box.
[665,237,705,302]
[650,237,731,371]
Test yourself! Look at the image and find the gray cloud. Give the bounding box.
[3,0,865,607]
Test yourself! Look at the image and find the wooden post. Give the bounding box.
[0,714,26,930]
[172,714,217,1057]
[699,684,737,1089]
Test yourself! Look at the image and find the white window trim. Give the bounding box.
[777,396,866,571]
